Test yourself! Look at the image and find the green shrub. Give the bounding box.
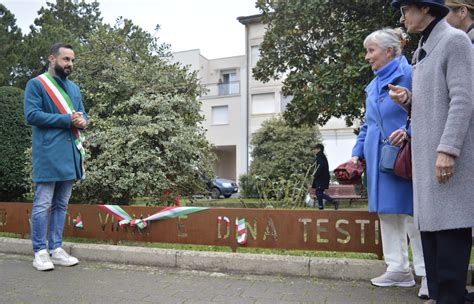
[0,86,30,201]
[239,173,259,198]
[250,117,322,180]
[70,23,214,205]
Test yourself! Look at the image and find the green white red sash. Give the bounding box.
[98,205,209,229]
[36,72,86,179]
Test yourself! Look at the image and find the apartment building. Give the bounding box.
[171,50,247,182]
[171,15,358,183]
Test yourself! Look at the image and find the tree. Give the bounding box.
[13,0,102,88]
[71,21,214,204]
[253,0,418,127]
[250,116,321,180]
[245,117,322,206]
[0,86,30,201]
[0,4,22,86]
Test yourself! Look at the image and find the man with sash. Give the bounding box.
[24,43,87,271]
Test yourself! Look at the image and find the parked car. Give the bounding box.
[207,177,238,199]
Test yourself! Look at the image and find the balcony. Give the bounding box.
[202,81,240,98]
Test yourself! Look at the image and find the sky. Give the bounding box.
[2,0,260,59]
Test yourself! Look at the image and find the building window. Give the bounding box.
[251,45,261,67]
[251,93,275,114]
[212,105,229,125]
[280,93,293,112]
[219,69,238,95]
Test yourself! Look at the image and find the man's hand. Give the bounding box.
[388,84,409,105]
[71,112,87,129]
[435,152,455,184]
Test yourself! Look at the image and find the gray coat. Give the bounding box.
[410,20,474,232]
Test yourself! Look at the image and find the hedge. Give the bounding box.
[0,86,30,201]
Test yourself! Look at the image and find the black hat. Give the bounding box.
[391,0,450,17]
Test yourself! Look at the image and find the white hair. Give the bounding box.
[363,28,408,58]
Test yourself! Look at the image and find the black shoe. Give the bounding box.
[333,201,339,210]
[465,292,474,303]
[318,206,324,210]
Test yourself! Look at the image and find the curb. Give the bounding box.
[1,237,472,284]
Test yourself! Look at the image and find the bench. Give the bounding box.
[326,184,363,205]
[308,184,364,206]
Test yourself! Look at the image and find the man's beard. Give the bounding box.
[54,64,72,78]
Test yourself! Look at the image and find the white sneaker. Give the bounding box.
[50,248,79,266]
[371,271,415,287]
[418,276,429,299]
[33,249,54,271]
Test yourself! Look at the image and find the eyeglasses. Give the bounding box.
[400,6,408,18]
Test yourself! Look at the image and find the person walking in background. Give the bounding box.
[24,43,87,271]
[311,144,339,210]
[389,0,474,302]
[351,28,427,298]
[446,0,474,44]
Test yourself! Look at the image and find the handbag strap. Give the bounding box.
[373,95,412,141]
[404,107,411,130]
[372,99,388,141]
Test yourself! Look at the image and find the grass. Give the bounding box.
[131,197,369,210]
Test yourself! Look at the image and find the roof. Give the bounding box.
[237,14,263,25]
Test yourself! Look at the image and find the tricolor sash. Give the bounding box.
[98,205,209,230]
[36,72,86,179]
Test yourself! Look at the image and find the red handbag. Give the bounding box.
[394,138,412,179]
[394,112,412,180]
[334,160,365,185]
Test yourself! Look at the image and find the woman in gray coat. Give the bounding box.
[390,0,474,303]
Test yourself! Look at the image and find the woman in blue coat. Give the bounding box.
[351,28,427,298]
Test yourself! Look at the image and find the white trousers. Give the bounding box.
[379,213,426,276]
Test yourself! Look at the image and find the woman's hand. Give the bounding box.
[436,152,456,184]
[388,84,410,105]
[389,129,407,147]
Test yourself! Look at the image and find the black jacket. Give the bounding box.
[312,151,330,190]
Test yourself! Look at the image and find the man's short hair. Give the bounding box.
[49,43,73,56]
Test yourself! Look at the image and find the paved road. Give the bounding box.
[0,253,436,304]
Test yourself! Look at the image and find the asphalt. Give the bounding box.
[0,253,426,304]
[1,237,473,304]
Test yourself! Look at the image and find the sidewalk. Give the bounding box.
[0,252,426,304]
[1,237,473,303]
[0,237,388,281]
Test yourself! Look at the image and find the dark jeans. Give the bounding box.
[315,188,335,209]
[421,228,472,304]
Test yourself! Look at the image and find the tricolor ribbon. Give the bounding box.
[73,216,84,229]
[98,205,208,229]
[236,218,247,245]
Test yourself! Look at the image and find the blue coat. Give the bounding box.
[24,75,87,183]
[352,56,413,215]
